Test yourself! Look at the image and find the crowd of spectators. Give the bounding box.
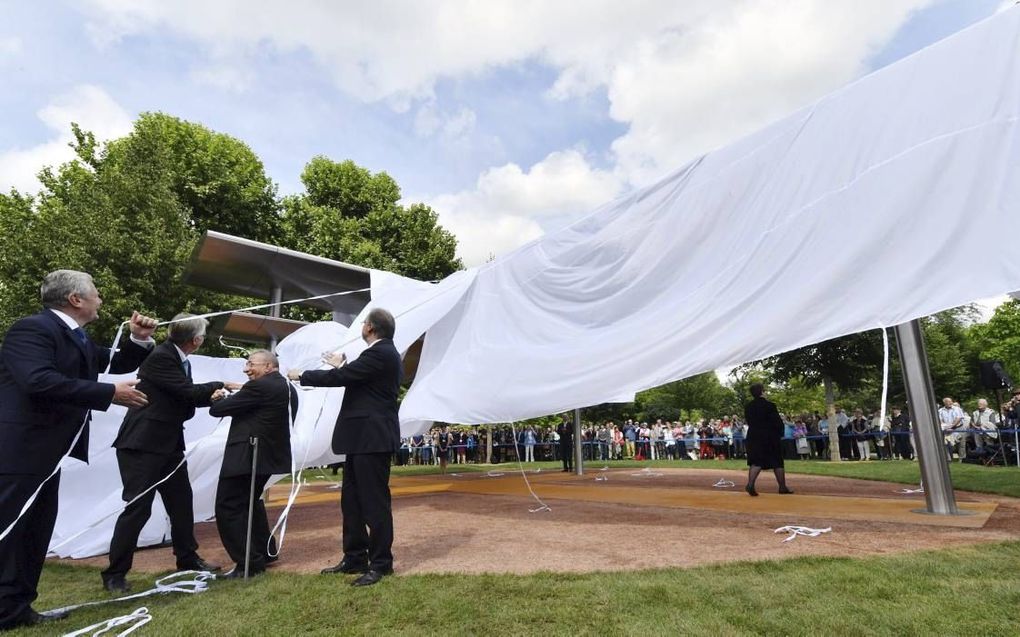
[394,390,1020,467]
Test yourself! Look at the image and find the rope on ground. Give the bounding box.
[629,467,663,477]
[61,607,152,637]
[712,479,736,488]
[44,571,215,619]
[773,525,831,543]
[896,485,925,494]
[509,422,552,513]
[486,471,505,477]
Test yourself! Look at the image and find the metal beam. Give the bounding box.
[893,319,958,515]
[268,285,283,350]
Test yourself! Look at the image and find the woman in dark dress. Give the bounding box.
[744,383,793,496]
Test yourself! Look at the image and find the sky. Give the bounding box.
[0,0,1011,271]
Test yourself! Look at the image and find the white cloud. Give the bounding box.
[0,36,22,57]
[0,85,133,194]
[438,209,544,267]
[426,149,623,265]
[191,63,255,93]
[77,1,936,252]
[413,100,477,142]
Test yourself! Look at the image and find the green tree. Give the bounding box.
[0,114,279,345]
[968,299,1020,399]
[280,157,462,281]
[635,373,737,422]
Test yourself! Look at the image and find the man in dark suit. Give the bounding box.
[102,314,225,593]
[744,383,793,496]
[0,270,155,631]
[288,308,401,587]
[209,349,296,578]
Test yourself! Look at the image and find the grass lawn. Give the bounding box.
[14,541,1020,636]
[294,458,1020,498]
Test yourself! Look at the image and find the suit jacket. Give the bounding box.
[113,341,223,454]
[299,339,402,455]
[0,310,151,475]
[209,371,297,478]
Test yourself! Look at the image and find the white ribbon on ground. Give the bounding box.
[509,423,552,513]
[712,479,736,488]
[44,571,215,619]
[629,467,663,477]
[773,525,832,543]
[896,485,925,494]
[61,607,152,637]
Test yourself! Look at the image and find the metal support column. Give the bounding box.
[894,319,958,515]
[573,408,584,476]
[268,285,282,351]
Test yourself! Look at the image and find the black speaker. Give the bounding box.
[979,360,1013,390]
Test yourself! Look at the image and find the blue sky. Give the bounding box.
[0,0,1007,265]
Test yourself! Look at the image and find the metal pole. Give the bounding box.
[244,436,260,579]
[269,285,282,350]
[893,320,958,515]
[486,424,493,464]
[573,408,584,476]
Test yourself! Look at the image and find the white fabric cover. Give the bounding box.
[399,7,1020,425]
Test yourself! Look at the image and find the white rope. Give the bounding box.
[486,471,505,477]
[712,479,736,488]
[44,570,215,618]
[879,324,890,444]
[629,467,663,477]
[896,485,925,494]
[773,525,831,543]
[509,423,552,513]
[49,449,196,553]
[61,607,152,637]
[266,381,330,558]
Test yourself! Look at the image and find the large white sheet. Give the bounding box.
[399,6,1020,425]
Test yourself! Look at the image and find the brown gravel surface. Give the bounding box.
[65,468,1020,576]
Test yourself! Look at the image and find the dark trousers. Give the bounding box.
[893,432,913,460]
[215,473,271,572]
[103,449,198,579]
[342,453,393,572]
[0,472,59,629]
[560,442,573,471]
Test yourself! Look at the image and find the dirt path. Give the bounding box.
[65,468,1020,576]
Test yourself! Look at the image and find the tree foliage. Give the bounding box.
[0,114,284,344]
[0,115,464,347]
[969,299,1020,388]
[280,157,462,281]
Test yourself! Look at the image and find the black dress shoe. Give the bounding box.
[745,484,758,497]
[20,608,70,625]
[177,557,221,572]
[102,576,131,593]
[778,488,795,494]
[351,569,389,587]
[321,559,368,575]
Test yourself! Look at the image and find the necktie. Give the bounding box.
[72,327,88,345]
[183,359,192,379]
